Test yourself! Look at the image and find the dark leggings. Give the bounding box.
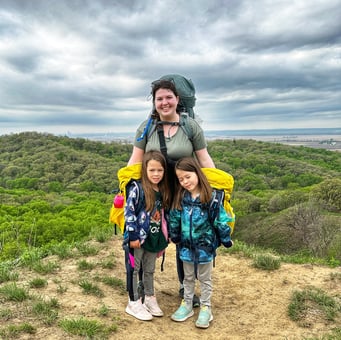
[169,164,185,286]
[176,244,185,284]
[124,245,143,301]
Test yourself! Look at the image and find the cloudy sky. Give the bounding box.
[0,0,340,136]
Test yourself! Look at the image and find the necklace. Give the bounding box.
[167,125,173,138]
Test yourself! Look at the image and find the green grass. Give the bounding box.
[59,317,117,339]
[100,258,116,269]
[288,287,341,327]
[77,259,96,271]
[48,241,75,259]
[76,242,99,256]
[20,248,47,267]
[100,275,125,290]
[31,297,60,325]
[221,239,340,267]
[0,265,18,283]
[79,279,104,297]
[32,260,60,274]
[0,308,13,321]
[29,277,48,288]
[91,226,115,243]
[98,304,110,317]
[0,283,30,302]
[303,328,341,340]
[252,253,281,270]
[0,323,36,338]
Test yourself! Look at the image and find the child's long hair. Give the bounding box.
[172,157,212,210]
[141,150,171,212]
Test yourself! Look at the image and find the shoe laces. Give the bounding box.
[200,305,210,315]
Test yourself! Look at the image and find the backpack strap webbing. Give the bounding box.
[140,112,194,144]
[156,122,169,159]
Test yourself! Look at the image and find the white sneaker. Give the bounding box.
[125,299,153,321]
[143,295,164,317]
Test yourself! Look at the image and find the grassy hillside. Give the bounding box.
[0,132,340,263]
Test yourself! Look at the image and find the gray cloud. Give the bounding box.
[0,0,340,135]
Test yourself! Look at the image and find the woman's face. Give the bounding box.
[154,88,179,119]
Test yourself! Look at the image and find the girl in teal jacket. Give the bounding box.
[169,157,233,329]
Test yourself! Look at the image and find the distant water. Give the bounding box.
[69,127,341,142]
[205,128,341,137]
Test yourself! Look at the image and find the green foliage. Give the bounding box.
[75,242,99,256]
[268,190,308,213]
[47,240,75,259]
[0,132,340,263]
[252,253,281,270]
[0,265,18,283]
[0,189,111,261]
[0,131,129,193]
[310,178,341,213]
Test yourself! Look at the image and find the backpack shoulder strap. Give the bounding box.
[209,189,224,225]
[128,180,144,213]
[136,116,154,142]
[179,113,194,142]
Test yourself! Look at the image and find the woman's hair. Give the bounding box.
[172,157,212,210]
[141,150,171,211]
[150,79,179,119]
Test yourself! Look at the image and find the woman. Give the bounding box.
[128,79,215,168]
[127,78,215,306]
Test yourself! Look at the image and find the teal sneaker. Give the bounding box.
[171,300,194,322]
[195,305,213,328]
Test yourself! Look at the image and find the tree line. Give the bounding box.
[0,132,340,262]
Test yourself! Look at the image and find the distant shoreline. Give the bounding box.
[67,127,341,139]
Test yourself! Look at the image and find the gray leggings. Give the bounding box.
[183,261,213,307]
[132,248,158,300]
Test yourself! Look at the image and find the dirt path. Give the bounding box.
[4,236,341,339]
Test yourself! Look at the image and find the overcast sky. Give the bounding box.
[0,0,340,136]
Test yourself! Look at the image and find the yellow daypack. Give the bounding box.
[109,164,235,234]
[109,163,142,234]
[202,167,235,233]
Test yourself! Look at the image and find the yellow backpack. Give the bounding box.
[202,168,235,233]
[109,164,235,234]
[109,163,142,234]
